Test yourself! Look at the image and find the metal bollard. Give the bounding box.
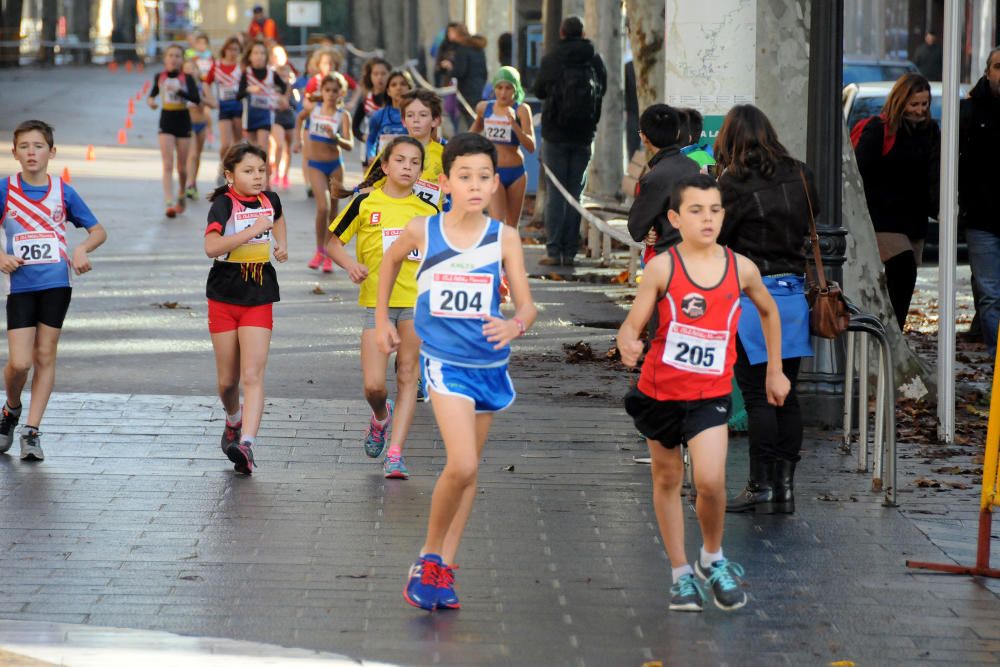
[843,331,855,451]
[857,334,869,472]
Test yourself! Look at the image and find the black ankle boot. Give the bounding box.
[726,460,775,514]
[772,460,796,514]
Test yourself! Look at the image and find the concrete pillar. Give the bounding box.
[585,0,624,200]
[417,0,451,74]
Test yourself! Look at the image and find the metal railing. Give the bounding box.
[841,305,898,506]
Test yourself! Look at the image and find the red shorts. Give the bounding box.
[207,299,273,333]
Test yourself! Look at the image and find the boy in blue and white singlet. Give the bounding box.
[0,120,107,462]
[375,134,537,612]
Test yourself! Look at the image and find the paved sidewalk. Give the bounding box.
[0,392,998,666]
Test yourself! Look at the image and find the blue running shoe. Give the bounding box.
[669,573,704,612]
[383,454,409,479]
[404,553,444,611]
[695,558,747,611]
[437,563,460,609]
[363,399,393,458]
[416,377,428,402]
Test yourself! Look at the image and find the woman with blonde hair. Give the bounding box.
[853,72,939,330]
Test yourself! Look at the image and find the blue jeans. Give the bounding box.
[966,228,1000,354]
[542,141,592,260]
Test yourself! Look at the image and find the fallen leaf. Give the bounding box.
[914,477,942,488]
[311,286,326,295]
[152,301,189,309]
[611,269,630,284]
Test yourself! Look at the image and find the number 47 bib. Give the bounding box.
[663,321,728,376]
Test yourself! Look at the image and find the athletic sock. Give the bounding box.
[672,564,694,584]
[240,435,255,446]
[5,401,21,414]
[24,425,39,436]
[372,411,389,426]
[700,547,723,569]
[226,408,242,426]
[387,445,402,458]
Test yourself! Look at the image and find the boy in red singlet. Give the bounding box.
[617,174,790,613]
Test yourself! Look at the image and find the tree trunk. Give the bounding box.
[112,0,137,62]
[533,0,563,223]
[585,0,624,201]
[841,126,932,395]
[73,0,92,65]
[0,0,25,68]
[379,0,404,65]
[39,0,56,65]
[351,0,380,54]
[624,0,665,110]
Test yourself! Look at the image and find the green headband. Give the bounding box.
[492,66,525,103]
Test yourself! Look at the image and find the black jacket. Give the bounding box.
[959,77,1000,230]
[855,115,940,240]
[533,37,607,144]
[627,147,701,253]
[717,158,816,277]
[451,38,488,110]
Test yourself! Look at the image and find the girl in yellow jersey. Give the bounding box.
[327,137,437,479]
[204,142,288,476]
[365,89,447,211]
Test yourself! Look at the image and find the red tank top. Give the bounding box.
[638,246,741,401]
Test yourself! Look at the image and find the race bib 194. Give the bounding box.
[13,232,59,265]
[233,208,273,245]
[662,321,728,375]
[430,272,492,318]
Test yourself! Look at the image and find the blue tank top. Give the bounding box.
[483,101,520,147]
[416,214,507,367]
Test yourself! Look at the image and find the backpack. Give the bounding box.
[552,60,601,129]
[850,114,895,156]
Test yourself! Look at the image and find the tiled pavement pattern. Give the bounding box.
[0,392,998,666]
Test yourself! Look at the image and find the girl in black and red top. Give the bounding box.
[147,44,201,218]
[352,57,391,167]
[203,142,288,475]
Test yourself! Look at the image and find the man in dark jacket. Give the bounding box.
[959,47,1000,355]
[627,105,700,256]
[534,16,607,266]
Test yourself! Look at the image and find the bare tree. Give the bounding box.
[39,0,57,65]
[73,0,92,65]
[624,0,664,110]
[585,0,624,201]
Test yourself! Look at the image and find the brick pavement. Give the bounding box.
[0,392,997,666]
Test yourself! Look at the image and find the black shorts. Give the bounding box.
[624,387,731,449]
[159,110,192,138]
[274,109,296,130]
[7,287,73,330]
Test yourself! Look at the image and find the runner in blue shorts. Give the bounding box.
[375,133,537,611]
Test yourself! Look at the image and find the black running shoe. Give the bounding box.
[669,573,704,612]
[226,441,255,475]
[221,420,242,454]
[696,558,747,611]
[0,404,20,454]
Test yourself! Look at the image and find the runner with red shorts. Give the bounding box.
[203,142,288,475]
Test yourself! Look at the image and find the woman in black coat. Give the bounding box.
[716,105,817,515]
[437,22,487,132]
[854,73,940,330]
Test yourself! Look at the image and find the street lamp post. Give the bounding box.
[798,0,848,426]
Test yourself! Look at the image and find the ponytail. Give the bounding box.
[334,135,425,199]
[208,142,269,201]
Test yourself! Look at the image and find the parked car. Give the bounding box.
[842,56,918,86]
[842,81,971,263]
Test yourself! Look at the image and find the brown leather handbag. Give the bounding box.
[801,169,850,339]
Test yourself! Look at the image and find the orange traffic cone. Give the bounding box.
[85,144,96,161]
[118,129,127,145]
[135,91,142,101]
[125,116,133,129]
[125,61,133,72]
[61,167,71,184]
[128,98,135,115]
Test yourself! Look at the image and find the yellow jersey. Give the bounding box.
[330,187,437,308]
[367,139,446,210]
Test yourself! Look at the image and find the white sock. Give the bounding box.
[671,564,694,584]
[240,435,255,446]
[226,408,242,425]
[700,546,723,569]
[372,409,389,426]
